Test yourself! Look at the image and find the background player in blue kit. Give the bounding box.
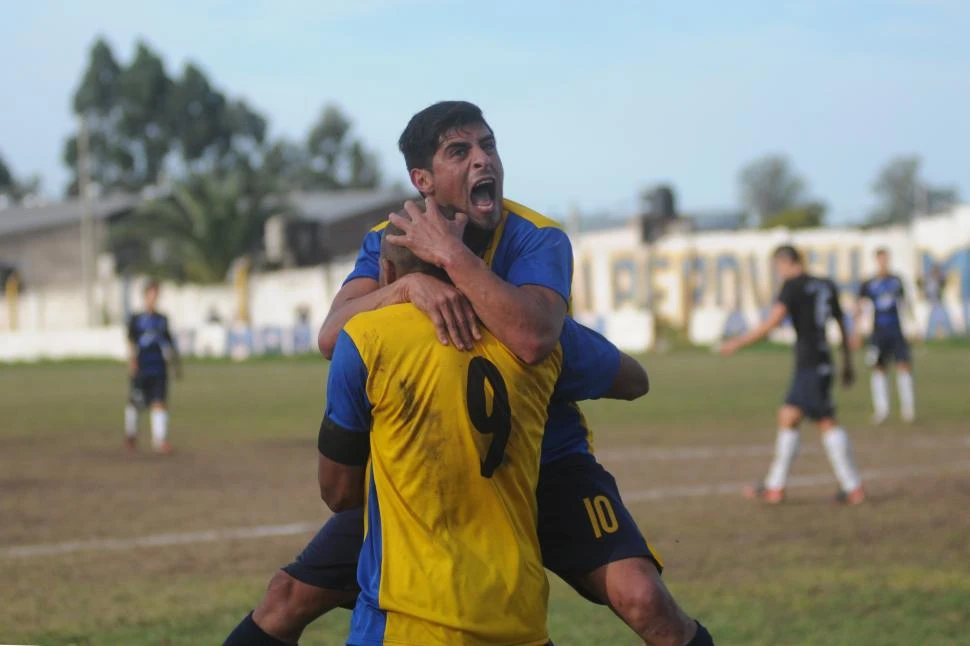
[853,248,916,423]
[722,246,865,505]
[125,280,181,454]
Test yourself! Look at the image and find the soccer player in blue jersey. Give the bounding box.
[124,280,181,454]
[224,102,712,646]
[853,248,916,423]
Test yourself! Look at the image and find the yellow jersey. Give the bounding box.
[323,303,562,646]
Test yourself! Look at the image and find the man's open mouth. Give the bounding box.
[470,178,496,210]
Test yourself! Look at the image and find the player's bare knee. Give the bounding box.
[261,571,318,623]
[609,563,681,633]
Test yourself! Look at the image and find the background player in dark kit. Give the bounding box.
[721,245,865,505]
[853,248,916,423]
[125,280,181,454]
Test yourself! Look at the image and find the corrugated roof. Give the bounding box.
[0,186,419,238]
[287,186,417,223]
[0,194,144,237]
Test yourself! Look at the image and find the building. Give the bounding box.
[0,186,417,289]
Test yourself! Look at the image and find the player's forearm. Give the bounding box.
[442,247,563,364]
[318,282,407,359]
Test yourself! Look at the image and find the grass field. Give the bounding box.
[2,344,969,645]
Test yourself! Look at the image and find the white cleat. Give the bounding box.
[901,412,916,424]
[871,412,889,425]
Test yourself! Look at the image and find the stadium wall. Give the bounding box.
[1,207,968,361]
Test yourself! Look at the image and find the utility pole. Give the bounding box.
[77,115,95,326]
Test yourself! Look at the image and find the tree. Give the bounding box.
[761,202,826,230]
[738,155,806,225]
[868,155,959,225]
[63,38,132,194]
[118,41,174,186]
[110,173,281,283]
[302,104,380,189]
[0,152,12,194]
[0,151,41,202]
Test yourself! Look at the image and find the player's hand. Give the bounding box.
[401,273,481,350]
[128,358,138,377]
[385,198,468,268]
[842,364,856,388]
[719,338,741,357]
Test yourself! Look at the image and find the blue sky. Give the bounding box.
[1,0,967,223]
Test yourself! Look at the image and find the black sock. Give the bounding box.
[223,611,291,646]
[687,620,715,646]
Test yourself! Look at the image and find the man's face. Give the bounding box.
[773,256,798,280]
[876,252,890,275]
[145,286,159,311]
[417,122,504,231]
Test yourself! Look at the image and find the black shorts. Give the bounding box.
[282,454,661,606]
[868,333,912,368]
[129,374,167,408]
[784,366,835,421]
[282,508,363,610]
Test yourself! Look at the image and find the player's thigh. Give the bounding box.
[777,405,803,429]
[142,376,168,406]
[894,336,913,370]
[784,368,833,424]
[280,508,364,610]
[537,454,662,604]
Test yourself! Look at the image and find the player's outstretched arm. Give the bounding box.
[388,199,566,365]
[721,302,788,356]
[602,353,649,401]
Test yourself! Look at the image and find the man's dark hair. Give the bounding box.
[379,204,455,284]
[773,244,803,264]
[398,101,491,171]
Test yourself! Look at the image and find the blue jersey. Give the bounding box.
[858,275,905,337]
[343,199,606,465]
[127,311,175,377]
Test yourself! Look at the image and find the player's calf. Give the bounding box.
[225,570,354,645]
[581,557,705,646]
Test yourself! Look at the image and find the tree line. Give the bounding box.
[0,37,381,202]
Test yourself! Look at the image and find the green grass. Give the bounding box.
[2,346,969,645]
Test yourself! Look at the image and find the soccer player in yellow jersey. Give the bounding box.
[317,219,560,645]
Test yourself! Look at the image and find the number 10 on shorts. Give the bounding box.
[583,495,619,538]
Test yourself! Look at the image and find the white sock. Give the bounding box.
[124,405,139,438]
[764,428,800,490]
[150,409,169,447]
[897,371,916,421]
[870,371,890,420]
[822,427,861,493]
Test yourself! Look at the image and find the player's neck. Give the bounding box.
[463,225,493,258]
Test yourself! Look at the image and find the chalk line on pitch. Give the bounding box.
[3,460,970,560]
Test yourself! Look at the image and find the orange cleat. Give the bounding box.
[154,441,173,456]
[124,436,137,453]
[835,486,867,505]
[743,484,784,505]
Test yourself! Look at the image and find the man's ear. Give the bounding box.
[379,258,397,287]
[409,168,434,195]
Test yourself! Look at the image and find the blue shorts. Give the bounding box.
[282,454,660,606]
[784,366,835,421]
[869,333,911,368]
[129,374,167,408]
